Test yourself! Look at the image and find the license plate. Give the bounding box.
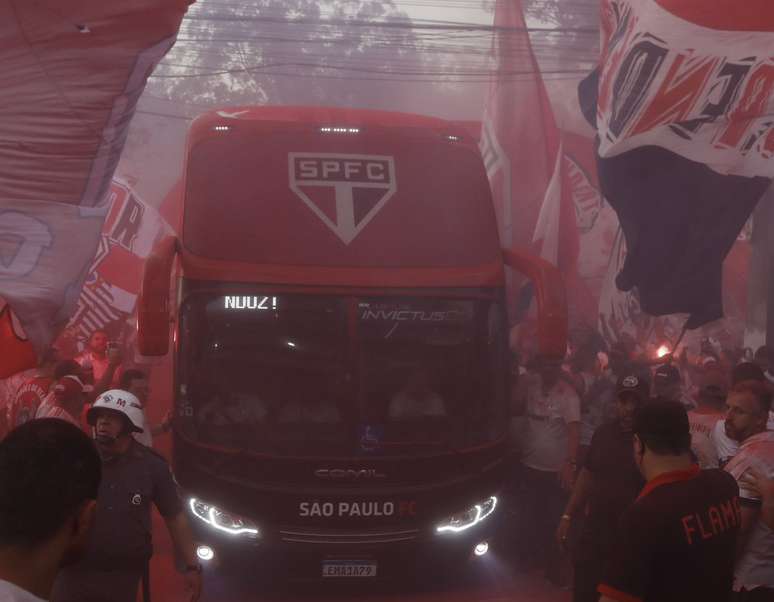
[321,562,377,578]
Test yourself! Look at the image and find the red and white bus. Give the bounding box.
[137,106,566,580]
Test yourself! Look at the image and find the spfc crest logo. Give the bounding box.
[289,153,397,244]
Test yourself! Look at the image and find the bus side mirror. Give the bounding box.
[502,249,568,361]
[137,236,177,356]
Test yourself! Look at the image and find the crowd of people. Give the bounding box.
[509,336,774,602]
[0,331,171,444]
[1,324,774,602]
[0,330,199,602]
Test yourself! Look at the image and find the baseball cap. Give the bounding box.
[654,363,681,387]
[633,399,691,454]
[53,375,91,402]
[617,373,650,401]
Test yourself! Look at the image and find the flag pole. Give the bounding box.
[765,188,774,354]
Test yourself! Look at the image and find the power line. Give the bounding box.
[150,59,590,79]
[181,13,597,33]
[136,109,194,121]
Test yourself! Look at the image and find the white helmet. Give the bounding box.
[87,389,145,433]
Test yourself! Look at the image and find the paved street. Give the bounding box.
[150,516,570,602]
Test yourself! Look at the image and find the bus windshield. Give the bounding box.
[177,291,508,457]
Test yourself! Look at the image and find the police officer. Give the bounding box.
[51,390,202,602]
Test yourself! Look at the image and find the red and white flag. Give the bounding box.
[58,180,170,356]
[596,0,774,178]
[0,0,191,378]
[482,0,584,334]
[587,0,774,332]
[532,139,581,272]
[480,0,559,251]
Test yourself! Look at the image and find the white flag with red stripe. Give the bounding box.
[61,180,170,353]
[0,0,191,379]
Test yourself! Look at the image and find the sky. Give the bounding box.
[126,0,598,207]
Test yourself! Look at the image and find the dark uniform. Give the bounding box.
[51,439,182,602]
[574,421,644,602]
[599,466,740,602]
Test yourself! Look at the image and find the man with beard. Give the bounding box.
[722,381,774,601]
[556,373,647,602]
[0,420,101,601]
[75,330,122,391]
[712,364,774,468]
[51,390,202,602]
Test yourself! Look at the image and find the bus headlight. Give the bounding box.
[435,496,497,534]
[189,498,260,538]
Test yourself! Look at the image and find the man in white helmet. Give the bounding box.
[51,390,202,602]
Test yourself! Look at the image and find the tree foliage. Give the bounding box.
[521,0,599,75]
[146,0,446,111]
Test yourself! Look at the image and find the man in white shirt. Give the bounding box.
[722,381,774,601]
[515,357,581,581]
[520,359,582,485]
[75,331,113,385]
[0,420,100,601]
[688,371,727,468]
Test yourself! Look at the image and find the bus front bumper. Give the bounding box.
[187,497,501,580]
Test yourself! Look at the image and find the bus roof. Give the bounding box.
[181,106,503,287]
[189,106,464,144]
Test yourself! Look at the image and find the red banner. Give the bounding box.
[483,0,583,346]
[480,0,558,252]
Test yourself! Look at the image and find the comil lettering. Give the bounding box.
[223,296,278,310]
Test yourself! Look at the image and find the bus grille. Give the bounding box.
[278,527,420,545]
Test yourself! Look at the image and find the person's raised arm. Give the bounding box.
[89,347,123,402]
